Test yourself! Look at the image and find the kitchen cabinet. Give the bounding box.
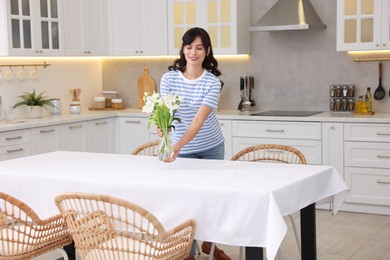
[0,0,64,56]
[63,0,108,56]
[167,0,250,55]
[109,0,168,56]
[117,117,149,154]
[87,118,115,153]
[344,123,390,207]
[0,129,31,160]
[31,125,61,155]
[337,0,390,51]
[219,119,232,159]
[322,123,344,178]
[61,122,88,152]
[232,121,322,165]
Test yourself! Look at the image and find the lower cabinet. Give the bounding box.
[88,118,115,153]
[219,120,232,160]
[61,122,88,152]
[232,121,322,165]
[31,126,61,155]
[117,117,149,154]
[344,123,390,211]
[0,130,31,160]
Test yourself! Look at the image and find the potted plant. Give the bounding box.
[13,89,56,118]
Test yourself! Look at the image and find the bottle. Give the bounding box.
[361,94,368,113]
[366,87,372,112]
[355,96,363,112]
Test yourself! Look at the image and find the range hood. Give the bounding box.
[249,0,326,32]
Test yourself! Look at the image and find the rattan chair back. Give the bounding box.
[131,140,160,156]
[231,144,307,164]
[55,192,195,260]
[0,192,72,259]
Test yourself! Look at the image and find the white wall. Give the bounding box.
[0,57,103,119]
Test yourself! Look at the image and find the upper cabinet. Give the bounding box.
[63,0,108,56]
[167,0,250,55]
[109,0,168,56]
[0,0,64,56]
[337,0,390,51]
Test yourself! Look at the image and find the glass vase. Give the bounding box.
[159,131,172,161]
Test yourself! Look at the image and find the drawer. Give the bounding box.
[345,167,390,206]
[232,137,322,165]
[345,142,390,168]
[0,143,31,160]
[0,130,31,146]
[345,123,390,142]
[232,121,321,140]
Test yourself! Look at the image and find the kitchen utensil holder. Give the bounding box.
[330,84,355,112]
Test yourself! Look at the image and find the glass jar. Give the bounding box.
[112,99,123,109]
[94,97,106,109]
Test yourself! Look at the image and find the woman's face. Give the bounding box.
[183,36,209,68]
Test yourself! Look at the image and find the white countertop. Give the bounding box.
[1,109,390,132]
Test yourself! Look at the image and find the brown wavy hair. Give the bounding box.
[168,27,224,89]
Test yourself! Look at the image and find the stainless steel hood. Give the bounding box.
[249,0,326,32]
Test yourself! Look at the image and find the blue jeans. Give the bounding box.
[178,142,225,160]
[178,142,225,256]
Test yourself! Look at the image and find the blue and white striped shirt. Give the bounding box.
[160,69,224,155]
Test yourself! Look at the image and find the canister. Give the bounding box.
[94,97,106,109]
[112,99,123,109]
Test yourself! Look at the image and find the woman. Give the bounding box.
[160,27,231,260]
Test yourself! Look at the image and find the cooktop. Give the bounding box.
[250,110,322,117]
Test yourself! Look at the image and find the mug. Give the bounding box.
[30,67,39,80]
[4,68,14,81]
[17,67,26,81]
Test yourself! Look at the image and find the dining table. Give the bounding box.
[0,151,349,260]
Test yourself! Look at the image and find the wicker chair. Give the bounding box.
[0,192,72,260]
[131,140,160,156]
[55,192,196,260]
[231,144,307,260]
[231,144,307,164]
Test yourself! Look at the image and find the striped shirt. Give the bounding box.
[160,69,224,155]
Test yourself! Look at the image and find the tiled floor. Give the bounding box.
[40,209,390,260]
[195,210,390,260]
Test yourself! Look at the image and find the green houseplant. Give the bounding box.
[13,89,56,118]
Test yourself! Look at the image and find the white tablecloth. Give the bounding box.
[0,151,349,259]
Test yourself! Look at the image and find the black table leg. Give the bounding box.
[245,247,263,260]
[64,241,76,260]
[300,203,317,260]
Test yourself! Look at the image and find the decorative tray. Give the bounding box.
[88,107,126,111]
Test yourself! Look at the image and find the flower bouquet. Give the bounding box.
[142,92,181,161]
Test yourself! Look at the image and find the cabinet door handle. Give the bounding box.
[125,120,141,124]
[376,132,390,136]
[7,148,23,153]
[95,121,108,125]
[265,129,285,133]
[68,125,82,129]
[40,129,55,133]
[377,179,390,184]
[5,136,22,141]
[376,154,390,159]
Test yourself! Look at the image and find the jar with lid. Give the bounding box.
[94,97,106,109]
[112,99,123,109]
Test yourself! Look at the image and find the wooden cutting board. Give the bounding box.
[137,67,156,108]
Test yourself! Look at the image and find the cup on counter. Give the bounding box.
[3,107,13,122]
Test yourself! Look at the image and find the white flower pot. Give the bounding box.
[26,106,43,118]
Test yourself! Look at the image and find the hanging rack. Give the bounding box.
[353,58,390,62]
[0,61,50,68]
